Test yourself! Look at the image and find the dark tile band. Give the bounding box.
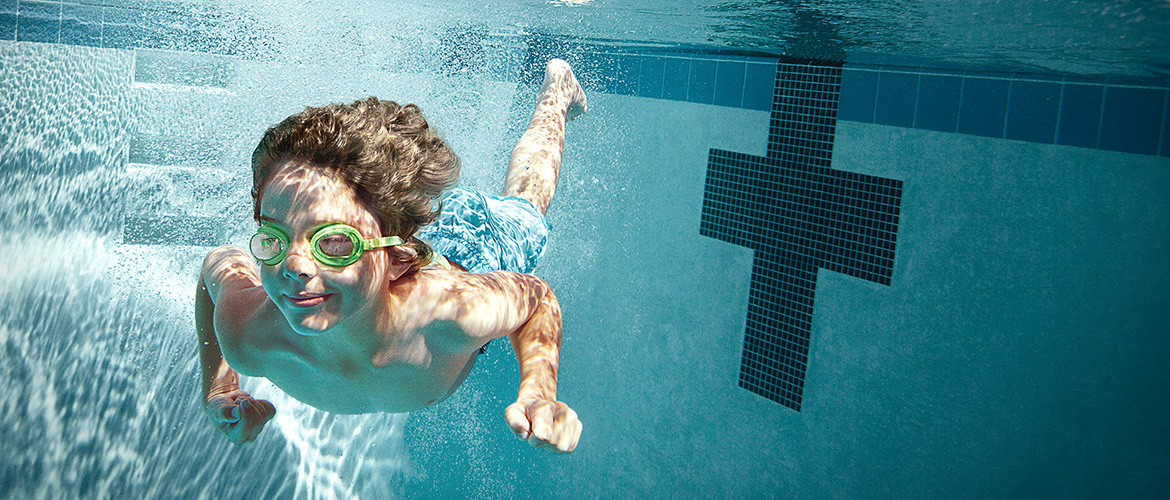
[839,66,1169,157]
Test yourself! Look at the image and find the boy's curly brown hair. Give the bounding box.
[251,97,460,273]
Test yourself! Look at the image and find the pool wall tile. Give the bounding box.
[140,9,192,52]
[840,54,1166,156]
[611,53,639,96]
[101,6,143,50]
[1055,83,1103,149]
[588,53,637,96]
[101,0,154,10]
[0,0,17,41]
[579,52,613,93]
[577,53,610,93]
[61,3,102,47]
[714,59,745,108]
[914,75,961,133]
[1005,80,1060,144]
[743,61,776,111]
[662,57,690,101]
[636,55,665,99]
[688,58,716,105]
[957,77,1009,138]
[136,9,169,49]
[874,71,917,128]
[1099,86,1165,155]
[16,1,61,44]
[838,68,877,123]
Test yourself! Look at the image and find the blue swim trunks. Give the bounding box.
[416,187,551,274]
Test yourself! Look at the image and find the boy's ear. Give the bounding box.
[388,245,418,263]
[384,245,418,280]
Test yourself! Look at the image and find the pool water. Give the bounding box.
[1,1,1168,499]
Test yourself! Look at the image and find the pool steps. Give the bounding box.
[122,49,250,247]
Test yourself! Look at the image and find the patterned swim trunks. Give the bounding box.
[416,187,551,274]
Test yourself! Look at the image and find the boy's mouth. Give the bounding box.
[286,294,333,308]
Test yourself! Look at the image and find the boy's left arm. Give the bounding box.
[454,272,582,453]
[503,280,583,453]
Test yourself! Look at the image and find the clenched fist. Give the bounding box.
[505,398,582,453]
[204,389,276,444]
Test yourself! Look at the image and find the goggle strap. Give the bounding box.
[428,252,453,271]
[364,236,404,250]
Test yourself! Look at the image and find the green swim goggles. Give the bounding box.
[249,222,403,268]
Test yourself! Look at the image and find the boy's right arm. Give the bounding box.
[196,246,275,444]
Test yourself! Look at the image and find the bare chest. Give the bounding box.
[217,300,475,414]
[253,343,475,413]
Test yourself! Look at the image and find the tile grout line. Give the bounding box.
[739,60,747,109]
[955,75,966,134]
[657,56,665,100]
[706,57,716,105]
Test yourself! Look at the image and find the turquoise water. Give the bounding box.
[1,1,1168,499]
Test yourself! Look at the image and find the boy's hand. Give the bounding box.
[204,389,276,444]
[505,398,582,453]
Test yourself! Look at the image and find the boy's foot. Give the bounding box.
[542,59,588,122]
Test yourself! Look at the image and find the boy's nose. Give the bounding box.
[283,247,316,279]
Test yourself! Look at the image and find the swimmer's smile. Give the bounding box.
[286,293,333,307]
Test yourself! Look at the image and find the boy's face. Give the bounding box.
[256,161,398,336]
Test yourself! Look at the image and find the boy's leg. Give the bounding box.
[501,59,587,215]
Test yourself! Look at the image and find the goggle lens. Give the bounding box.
[249,226,288,265]
[310,226,363,267]
[315,233,356,258]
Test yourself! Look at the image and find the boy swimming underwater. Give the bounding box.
[194,59,586,453]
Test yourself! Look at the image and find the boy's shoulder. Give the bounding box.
[403,268,550,343]
[200,246,273,335]
[394,268,533,322]
[201,245,260,300]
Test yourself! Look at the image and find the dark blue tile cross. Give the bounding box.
[700,62,904,411]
